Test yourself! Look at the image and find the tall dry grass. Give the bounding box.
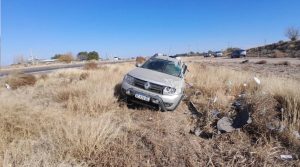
[0,63,136,166]
[0,61,299,166]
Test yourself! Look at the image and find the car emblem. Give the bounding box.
[144,82,151,90]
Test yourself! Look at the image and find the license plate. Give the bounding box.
[135,93,150,102]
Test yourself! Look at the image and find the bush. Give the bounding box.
[136,56,146,66]
[6,74,37,89]
[58,54,74,63]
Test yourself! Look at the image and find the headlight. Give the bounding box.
[163,86,176,95]
[124,75,135,85]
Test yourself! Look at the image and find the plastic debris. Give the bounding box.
[293,131,300,139]
[238,94,246,98]
[213,97,218,103]
[217,117,235,133]
[232,110,250,128]
[5,83,11,89]
[188,102,202,117]
[278,124,286,133]
[254,77,261,85]
[243,83,247,87]
[247,117,252,124]
[280,154,293,160]
[194,128,202,136]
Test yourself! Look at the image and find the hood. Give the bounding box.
[128,67,183,87]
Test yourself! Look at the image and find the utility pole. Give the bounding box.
[0,0,2,69]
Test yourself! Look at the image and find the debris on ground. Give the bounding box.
[217,117,235,133]
[231,98,252,128]
[241,60,249,64]
[189,96,253,137]
[213,97,218,103]
[253,77,261,85]
[5,83,11,89]
[293,130,300,140]
[188,101,202,117]
[211,109,220,119]
[280,154,293,161]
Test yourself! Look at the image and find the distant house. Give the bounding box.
[114,57,121,61]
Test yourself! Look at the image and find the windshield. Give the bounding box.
[141,58,182,77]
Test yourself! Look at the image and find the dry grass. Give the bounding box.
[0,61,299,166]
[255,60,267,64]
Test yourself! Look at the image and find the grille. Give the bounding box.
[133,78,164,94]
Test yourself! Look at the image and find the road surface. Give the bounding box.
[0,60,134,78]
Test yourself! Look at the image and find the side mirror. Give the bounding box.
[182,64,188,75]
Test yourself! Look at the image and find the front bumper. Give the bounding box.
[121,81,183,111]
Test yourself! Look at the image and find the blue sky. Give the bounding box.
[1,0,300,65]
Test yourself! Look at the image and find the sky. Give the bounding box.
[1,0,300,65]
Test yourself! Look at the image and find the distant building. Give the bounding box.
[113,57,121,61]
[27,58,58,64]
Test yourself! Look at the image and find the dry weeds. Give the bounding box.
[83,62,98,70]
[0,61,299,166]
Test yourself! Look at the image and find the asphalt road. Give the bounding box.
[0,60,134,78]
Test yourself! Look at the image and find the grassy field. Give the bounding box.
[0,61,299,166]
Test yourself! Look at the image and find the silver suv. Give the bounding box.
[121,54,187,111]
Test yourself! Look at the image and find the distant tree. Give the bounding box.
[77,51,88,61]
[285,27,299,41]
[87,51,100,60]
[51,54,63,59]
